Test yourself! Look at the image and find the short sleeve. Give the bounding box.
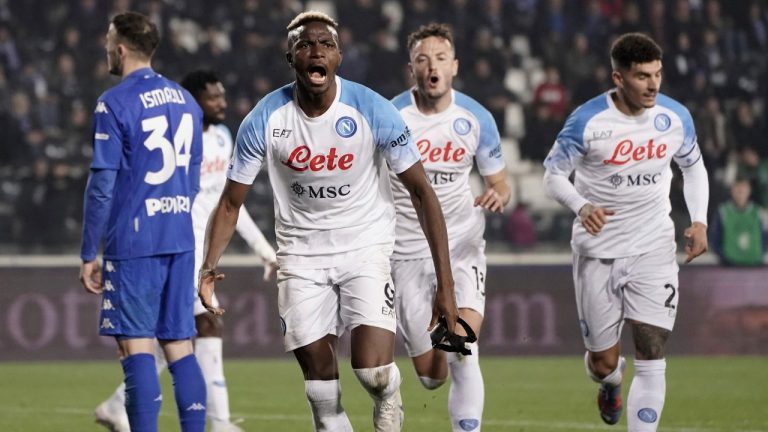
[371,98,420,174]
[473,108,505,176]
[228,107,267,184]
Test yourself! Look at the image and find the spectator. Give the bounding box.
[533,65,568,121]
[711,179,767,266]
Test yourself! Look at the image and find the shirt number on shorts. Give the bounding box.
[471,265,485,297]
[384,282,395,309]
[664,283,676,309]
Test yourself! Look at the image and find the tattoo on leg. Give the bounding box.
[630,321,670,360]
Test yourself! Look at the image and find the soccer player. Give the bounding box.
[198,11,458,432]
[79,11,207,432]
[543,33,709,431]
[93,70,277,432]
[389,23,510,432]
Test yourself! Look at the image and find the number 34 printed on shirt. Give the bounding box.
[142,113,193,185]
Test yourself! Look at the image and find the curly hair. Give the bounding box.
[407,22,455,53]
[610,33,662,70]
[180,70,220,99]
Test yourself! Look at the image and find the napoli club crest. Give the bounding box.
[335,116,357,138]
[654,113,671,132]
[453,118,471,136]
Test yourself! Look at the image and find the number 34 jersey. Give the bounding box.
[91,68,203,259]
[229,77,420,268]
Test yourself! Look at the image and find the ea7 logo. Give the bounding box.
[272,128,292,138]
[94,101,108,114]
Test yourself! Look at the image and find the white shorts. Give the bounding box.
[573,243,679,352]
[392,240,486,357]
[277,247,396,352]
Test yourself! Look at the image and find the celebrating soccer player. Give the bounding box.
[543,33,709,431]
[389,23,510,432]
[80,12,207,432]
[198,11,458,432]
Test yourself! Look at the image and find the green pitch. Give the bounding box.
[2,356,766,431]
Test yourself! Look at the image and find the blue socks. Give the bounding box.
[168,354,207,432]
[122,353,162,432]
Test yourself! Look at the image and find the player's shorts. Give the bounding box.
[573,243,679,352]
[277,246,396,352]
[99,251,196,340]
[392,239,486,357]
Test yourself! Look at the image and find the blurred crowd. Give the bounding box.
[0,0,766,258]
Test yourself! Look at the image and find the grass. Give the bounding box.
[1,356,767,431]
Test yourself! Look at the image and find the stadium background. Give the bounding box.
[0,0,766,431]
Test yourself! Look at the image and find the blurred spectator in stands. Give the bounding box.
[711,178,767,266]
[647,0,667,50]
[563,32,598,89]
[533,65,568,121]
[572,64,610,106]
[337,28,368,83]
[465,56,515,133]
[521,102,560,162]
[471,27,508,77]
[666,32,698,94]
[0,109,27,167]
[695,95,728,174]
[667,0,700,50]
[730,100,764,156]
[15,157,50,251]
[745,2,768,53]
[440,0,473,59]
[614,1,643,35]
[533,0,568,66]
[474,0,508,46]
[580,0,609,51]
[367,28,403,98]
[400,0,435,45]
[10,91,36,134]
[698,27,729,96]
[340,0,387,46]
[0,23,21,76]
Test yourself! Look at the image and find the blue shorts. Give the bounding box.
[99,251,196,340]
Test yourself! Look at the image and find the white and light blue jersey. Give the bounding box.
[544,90,702,257]
[390,89,505,259]
[229,76,420,267]
[90,68,203,259]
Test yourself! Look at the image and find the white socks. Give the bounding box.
[195,337,231,423]
[447,343,484,432]
[304,379,353,432]
[353,363,402,402]
[627,359,666,432]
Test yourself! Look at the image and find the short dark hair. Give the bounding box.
[407,23,454,53]
[112,12,159,58]
[180,70,220,99]
[610,33,662,70]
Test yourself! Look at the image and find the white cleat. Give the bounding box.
[373,390,404,432]
[210,418,245,432]
[94,399,130,432]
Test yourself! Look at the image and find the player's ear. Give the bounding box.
[452,58,459,77]
[285,52,292,68]
[611,70,623,89]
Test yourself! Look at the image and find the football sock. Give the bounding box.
[195,337,231,422]
[353,362,401,401]
[121,353,162,432]
[627,359,666,432]
[168,354,207,432]
[304,379,353,432]
[418,375,446,390]
[447,343,484,432]
[109,344,167,408]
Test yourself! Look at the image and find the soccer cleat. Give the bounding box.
[597,382,623,425]
[373,390,404,432]
[94,399,130,432]
[210,418,245,432]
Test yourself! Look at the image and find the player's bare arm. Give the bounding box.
[474,169,511,213]
[684,221,708,263]
[199,179,251,315]
[397,161,458,332]
[578,203,616,236]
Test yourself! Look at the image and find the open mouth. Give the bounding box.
[307,65,327,85]
[429,75,439,86]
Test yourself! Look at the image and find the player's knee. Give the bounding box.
[353,363,401,401]
[418,375,446,390]
[194,312,223,338]
[588,353,620,379]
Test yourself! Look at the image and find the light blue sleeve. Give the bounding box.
[341,80,420,174]
[455,92,504,176]
[228,87,291,184]
[543,95,607,175]
[658,94,702,168]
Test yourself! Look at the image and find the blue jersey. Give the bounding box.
[86,68,203,260]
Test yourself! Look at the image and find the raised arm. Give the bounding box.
[198,179,252,314]
[396,161,458,332]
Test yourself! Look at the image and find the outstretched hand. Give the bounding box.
[684,222,708,263]
[578,203,615,235]
[474,188,505,213]
[198,268,226,315]
[430,281,459,335]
